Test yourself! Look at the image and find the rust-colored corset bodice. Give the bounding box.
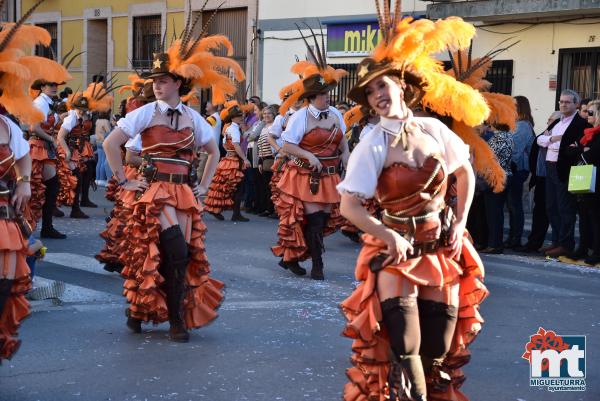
[69,119,93,138]
[0,144,16,182]
[299,127,342,167]
[224,135,235,152]
[40,113,56,134]
[141,125,194,175]
[376,156,448,240]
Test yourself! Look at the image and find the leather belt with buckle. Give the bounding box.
[152,172,189,184]
[0,203,17,220]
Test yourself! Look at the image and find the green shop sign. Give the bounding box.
[326,22,382,57]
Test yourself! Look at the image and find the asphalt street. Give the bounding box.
[0,190,598,401]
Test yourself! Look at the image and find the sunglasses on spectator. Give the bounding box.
[588,110,595,116]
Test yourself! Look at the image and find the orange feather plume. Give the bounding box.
[117,73,145,96]
[371,16,489,127]
[162,36,245,105]
[0,24,71,124]
[344,105,364,129]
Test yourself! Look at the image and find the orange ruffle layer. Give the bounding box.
[105,176,118,202]
[204,156,244,214]
[340,233,488,401]
[269,158,287,207]
[96,167,139,266]
[56,147,77,207]
[271,165,343,262]
[28,159,46,229]
[121,181,224,329]
[0,221,31,361]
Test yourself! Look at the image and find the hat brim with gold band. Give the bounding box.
[298,73,338,101]
[347,57,423,107]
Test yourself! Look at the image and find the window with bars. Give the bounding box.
[132,15,161,68]
[443,59,514,95]
[35,23,58,59]
[557,47,600,103]
[329,63,358,106]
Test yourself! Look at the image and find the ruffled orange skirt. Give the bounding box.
[105,176,118,202]
[121,181,224,329]
[271,163,343,262]
[340,233,488,401]
[269,157,287,207]
[204,155,244,214]
[28,138,59,227]
[96,166,138,266]
[0,219,31,361]
[56,146,77,207]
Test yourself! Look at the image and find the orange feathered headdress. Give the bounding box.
[344,105,365,131]
[67,76,118,113]
[349,1,490,129]
[117,73,145,98]
[278,25,347,115]
[144,4,245,105]
[446,39,520,192]
[219,99,254,121]
[0,0,72,124]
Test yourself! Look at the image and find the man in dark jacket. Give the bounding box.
[537,89,591,257]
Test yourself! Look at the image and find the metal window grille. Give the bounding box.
[557,47,600,103]
[443,59,513,95]
[132,15,161,68]
[35,23,57,59]
[486,60,513,95]
[329,63,358,105]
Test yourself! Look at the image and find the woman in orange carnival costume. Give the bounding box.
[338,2,489,400]
[0,0,69,362]
[204,100,253,222]
[271,27,350,280]
[268,91,304,212]
[103,17,242,341]
[56,79,118,218]
[27,45,78,237]
[97,82,154,274]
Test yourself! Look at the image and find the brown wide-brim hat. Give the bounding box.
[31,79,64,91]
[143,52,177,79]
[138,81,156,102]
[347,57,423,107]
[71,95,90,110]
[223,105,244,124]
[298,73,338,101]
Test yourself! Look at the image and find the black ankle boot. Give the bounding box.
[0,279,13,316]
[388,355,427,401]
[125,309,142,333]
[159,226,190,343]
[305,212,328,280]
[278,260,307,276]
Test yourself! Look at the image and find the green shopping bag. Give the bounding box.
[568,164,597,194]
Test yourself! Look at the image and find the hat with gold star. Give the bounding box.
[277,24,347,112]
[144,53,173,79]
[298,73,339,101]
[138,4,244,104]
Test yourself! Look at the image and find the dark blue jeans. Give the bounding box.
[484,177,510,249]
[545,161,576,250]
[507,169,529,244]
